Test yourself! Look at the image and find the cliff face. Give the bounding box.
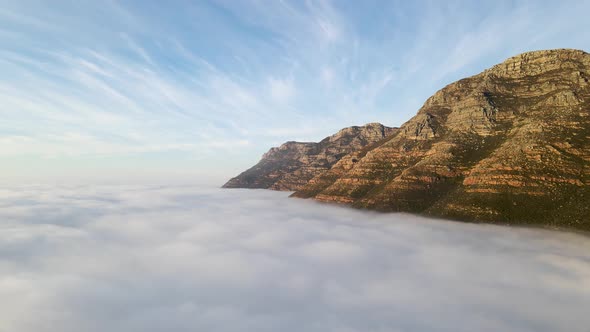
[293,49,590,230]
[222,123,398,191]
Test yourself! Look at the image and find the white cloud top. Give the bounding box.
[1,186,589,331]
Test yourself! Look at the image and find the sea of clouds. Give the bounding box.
[0,185,589,332]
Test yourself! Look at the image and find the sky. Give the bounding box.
[2,0,590,185]
[1,185,589,332]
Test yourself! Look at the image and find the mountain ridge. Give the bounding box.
[222,123,398,191]
[225,49,590,230]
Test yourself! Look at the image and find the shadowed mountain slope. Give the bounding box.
[223,123,398,191]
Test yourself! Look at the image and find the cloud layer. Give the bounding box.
[1,185,589,332]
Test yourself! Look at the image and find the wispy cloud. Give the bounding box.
[268,76,296,104]
[1,0,589,182]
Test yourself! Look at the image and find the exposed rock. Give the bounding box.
[292,49,590,231]
[222,123,398,191]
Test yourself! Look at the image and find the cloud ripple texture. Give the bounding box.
[1,185,589,332]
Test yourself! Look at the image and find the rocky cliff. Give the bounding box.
[293,49,590,230]
[223,123,398,190]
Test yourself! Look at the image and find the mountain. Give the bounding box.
[225,49,590,231]
[293,49,590,230]
[223,123,398,190]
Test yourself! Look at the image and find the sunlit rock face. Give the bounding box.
[222,123,398,191]
[292,49,590,230]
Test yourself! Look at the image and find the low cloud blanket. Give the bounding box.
[1,186,589,332]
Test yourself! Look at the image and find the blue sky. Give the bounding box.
[2,0,589,185]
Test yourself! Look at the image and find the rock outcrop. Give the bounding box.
[293,49,590,230]
[225,49,590,230]
[223,123,398,190]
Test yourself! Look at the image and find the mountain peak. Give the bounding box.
[485,48,590,78]
[222,123,398,190]
[292,49,590,230]
[225,49,590,230]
